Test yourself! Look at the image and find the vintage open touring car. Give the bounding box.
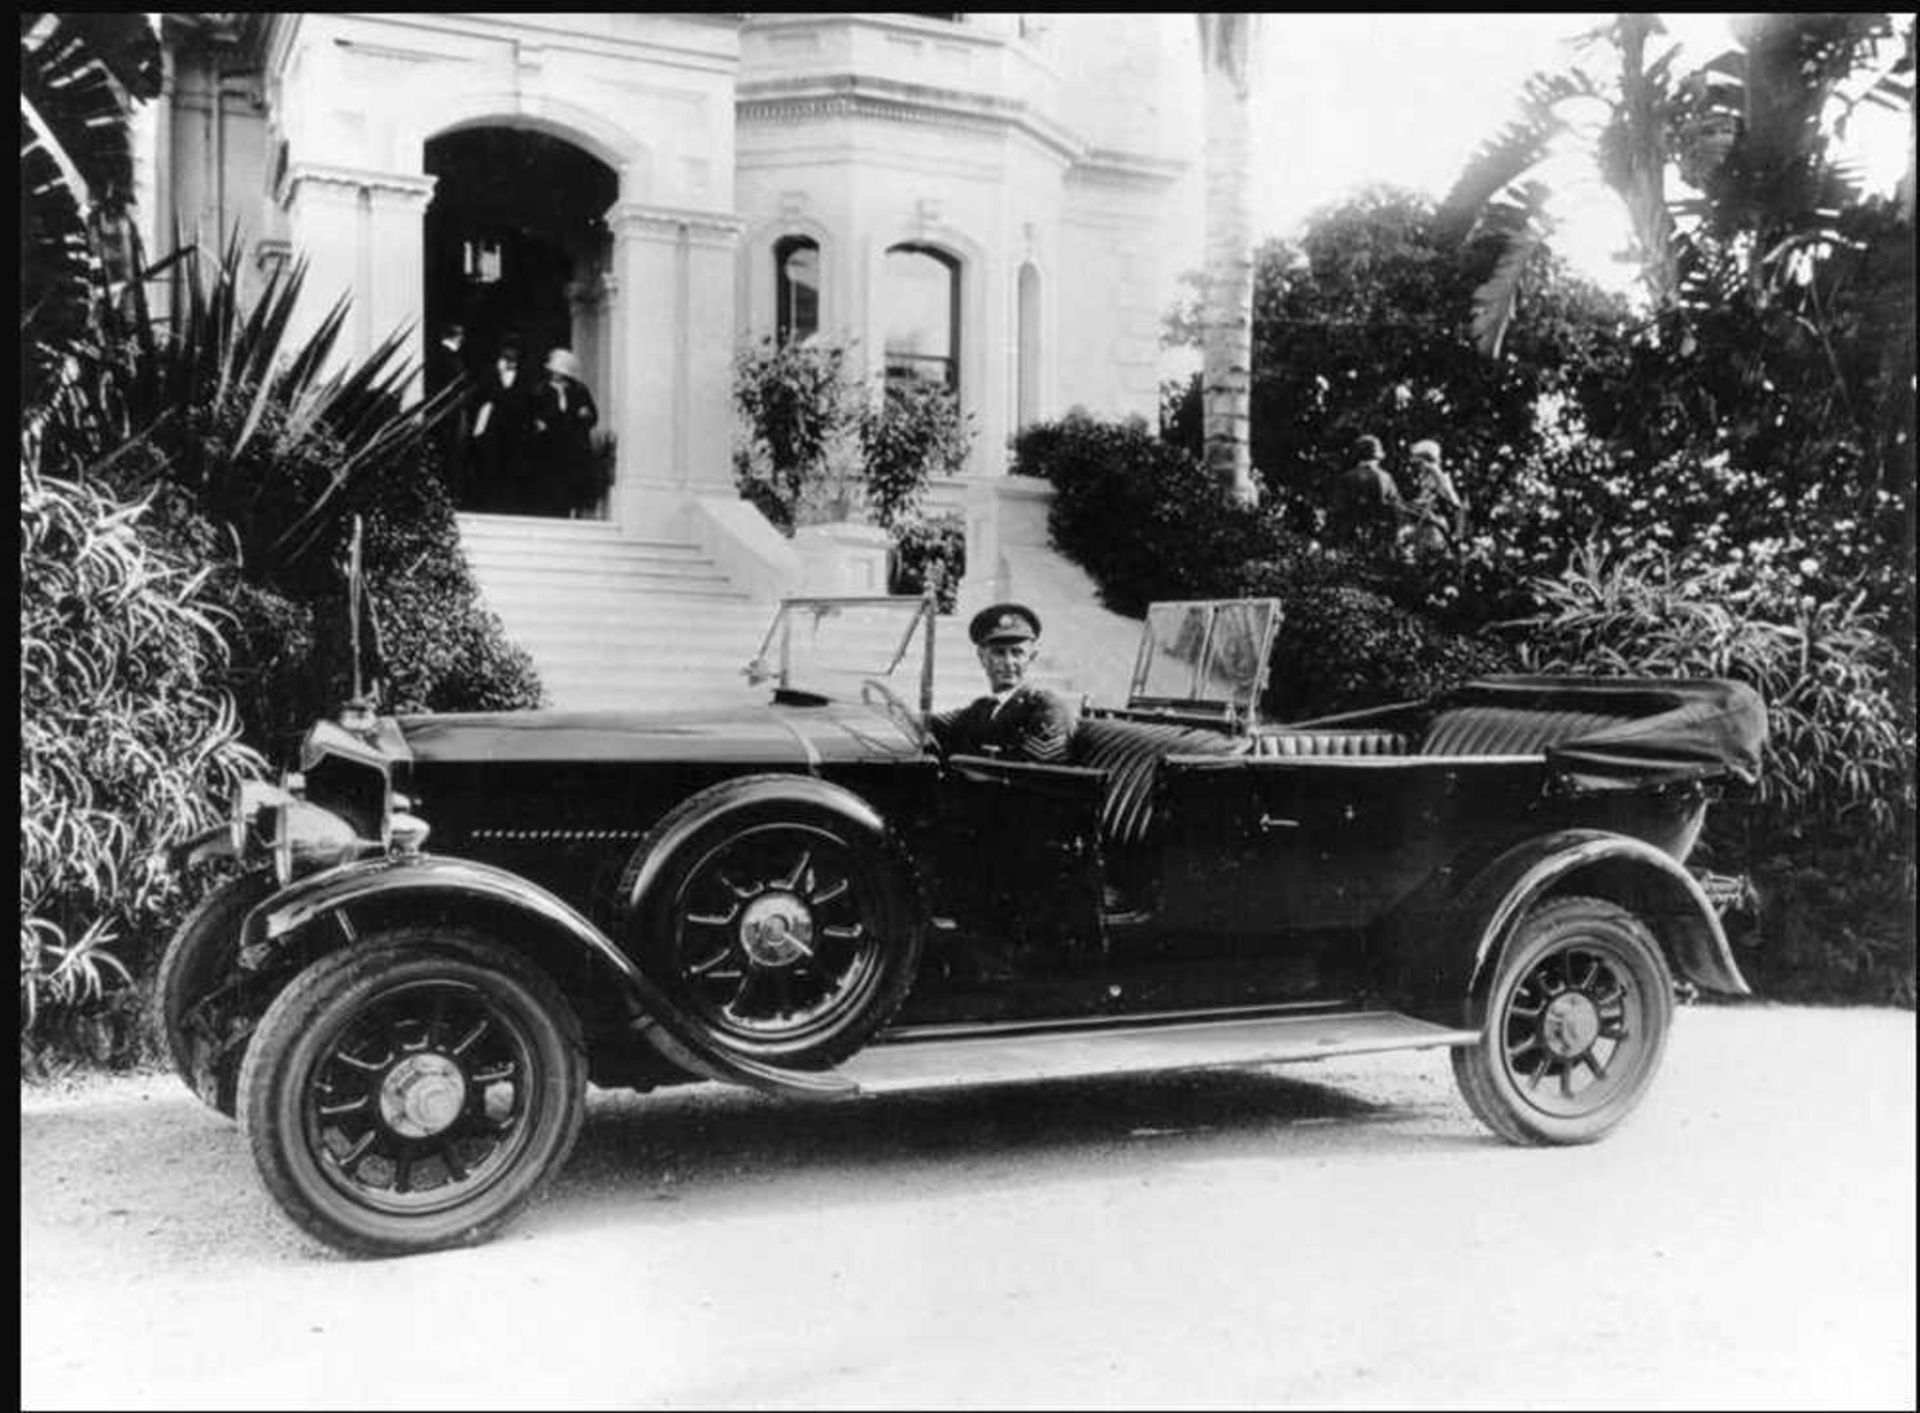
[160,594,1766,1256]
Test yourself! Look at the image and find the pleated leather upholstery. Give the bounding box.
[1251,730,1411,758]
[1071,718,1248,851]
[1419,707,1631,757]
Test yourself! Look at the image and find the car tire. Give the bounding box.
[239,927,587,1258]
[636,799,923,1070]
[152,868,276,1119]
[1452,894,1674,1147]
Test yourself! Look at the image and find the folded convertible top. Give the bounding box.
[1432,676,1768,792]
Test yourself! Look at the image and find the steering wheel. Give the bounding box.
[862,678,927,748]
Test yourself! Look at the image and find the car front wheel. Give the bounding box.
[1452,895,1674,1146]
[239,928,586,1257]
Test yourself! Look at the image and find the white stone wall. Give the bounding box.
[735,13,1190,476]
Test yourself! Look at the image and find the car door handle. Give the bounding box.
[1257,813,1301,832]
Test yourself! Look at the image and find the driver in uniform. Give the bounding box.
[927,603,1078,764]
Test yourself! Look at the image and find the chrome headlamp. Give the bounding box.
[173,716,424,882]
[227,777,363,885]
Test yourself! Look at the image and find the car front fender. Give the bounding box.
[240,854,852,1098]
[1382,828,1750,1029]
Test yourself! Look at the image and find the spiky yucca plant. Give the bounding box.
[36,231,464,583]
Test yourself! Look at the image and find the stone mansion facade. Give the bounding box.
[144,12,1198,550]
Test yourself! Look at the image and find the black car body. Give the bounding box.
[161,595,1767,1255]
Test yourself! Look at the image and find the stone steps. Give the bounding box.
[456,513,988,712]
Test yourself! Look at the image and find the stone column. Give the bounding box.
[279,163,433,379]
[605,203,743,532]
[279,164,364,362]
[364,174,435,380]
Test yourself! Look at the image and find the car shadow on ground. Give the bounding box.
[20,1062,1487,1264]
[540,1061,1486,1238]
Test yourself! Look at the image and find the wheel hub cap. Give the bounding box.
[1541,992,1602,1058]
[378,1053,469,1138]
[739,892,814,968]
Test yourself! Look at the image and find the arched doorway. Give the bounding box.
[423,126,618,515]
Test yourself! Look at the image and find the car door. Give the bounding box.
[1158,755,1547,932]
[934,756,1108,956]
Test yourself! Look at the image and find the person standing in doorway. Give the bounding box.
[531,347,600,517]
[426,321,475,504]
[470,337,533,512]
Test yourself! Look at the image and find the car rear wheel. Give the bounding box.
[239,928,586,1257]
[152,869,276,1118]
[1452,895,1674,1146]
[642,804,921,1069]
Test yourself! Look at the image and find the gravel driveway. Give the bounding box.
[21,1004,1916,1409]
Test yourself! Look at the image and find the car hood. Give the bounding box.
[388,699,922,770]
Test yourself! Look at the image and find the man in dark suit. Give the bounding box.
[426,321,474,503]
[928,603,1078,763]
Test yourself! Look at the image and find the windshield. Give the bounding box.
[1128,598,1280,719]
[748,597,934,707]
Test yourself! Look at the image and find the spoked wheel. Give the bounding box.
[1452,895,1674,1146]
[239,928,586,1257]
[651,806,921,1069]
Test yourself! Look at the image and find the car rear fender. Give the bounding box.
[1384,828,1750,1029]
[239,855,852,1098]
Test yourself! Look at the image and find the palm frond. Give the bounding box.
[1468,182,1555,358]
[1437,71,1594,242]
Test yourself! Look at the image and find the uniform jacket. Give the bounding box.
[929,684,1078,763]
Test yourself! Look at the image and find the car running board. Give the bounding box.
[834,1009,1481,1096]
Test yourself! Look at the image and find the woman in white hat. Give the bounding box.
[532,347,600,517]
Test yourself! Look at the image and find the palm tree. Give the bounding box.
[1441,12,1911,358]
[19,12,162,405]
[1196,13,1259,506]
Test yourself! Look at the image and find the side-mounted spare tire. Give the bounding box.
[623,780,926,1070]
[152,868,277,1119]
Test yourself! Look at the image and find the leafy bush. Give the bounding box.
[358,459,544,717]
[20,466,264,1034]
[1256,583,1514,721]
[1017,411,1512,719]
[1016,412,1272,615]
[1511,541,1912,842]
[864,381,972,530]
[732,339,868,533]
[889,511,967,613]
[1510,541,1914,1006]
[732,338,973,534]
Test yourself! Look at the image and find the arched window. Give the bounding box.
[883,243,960,394]
[1016,261,1041,428]
[775,236,820,345]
